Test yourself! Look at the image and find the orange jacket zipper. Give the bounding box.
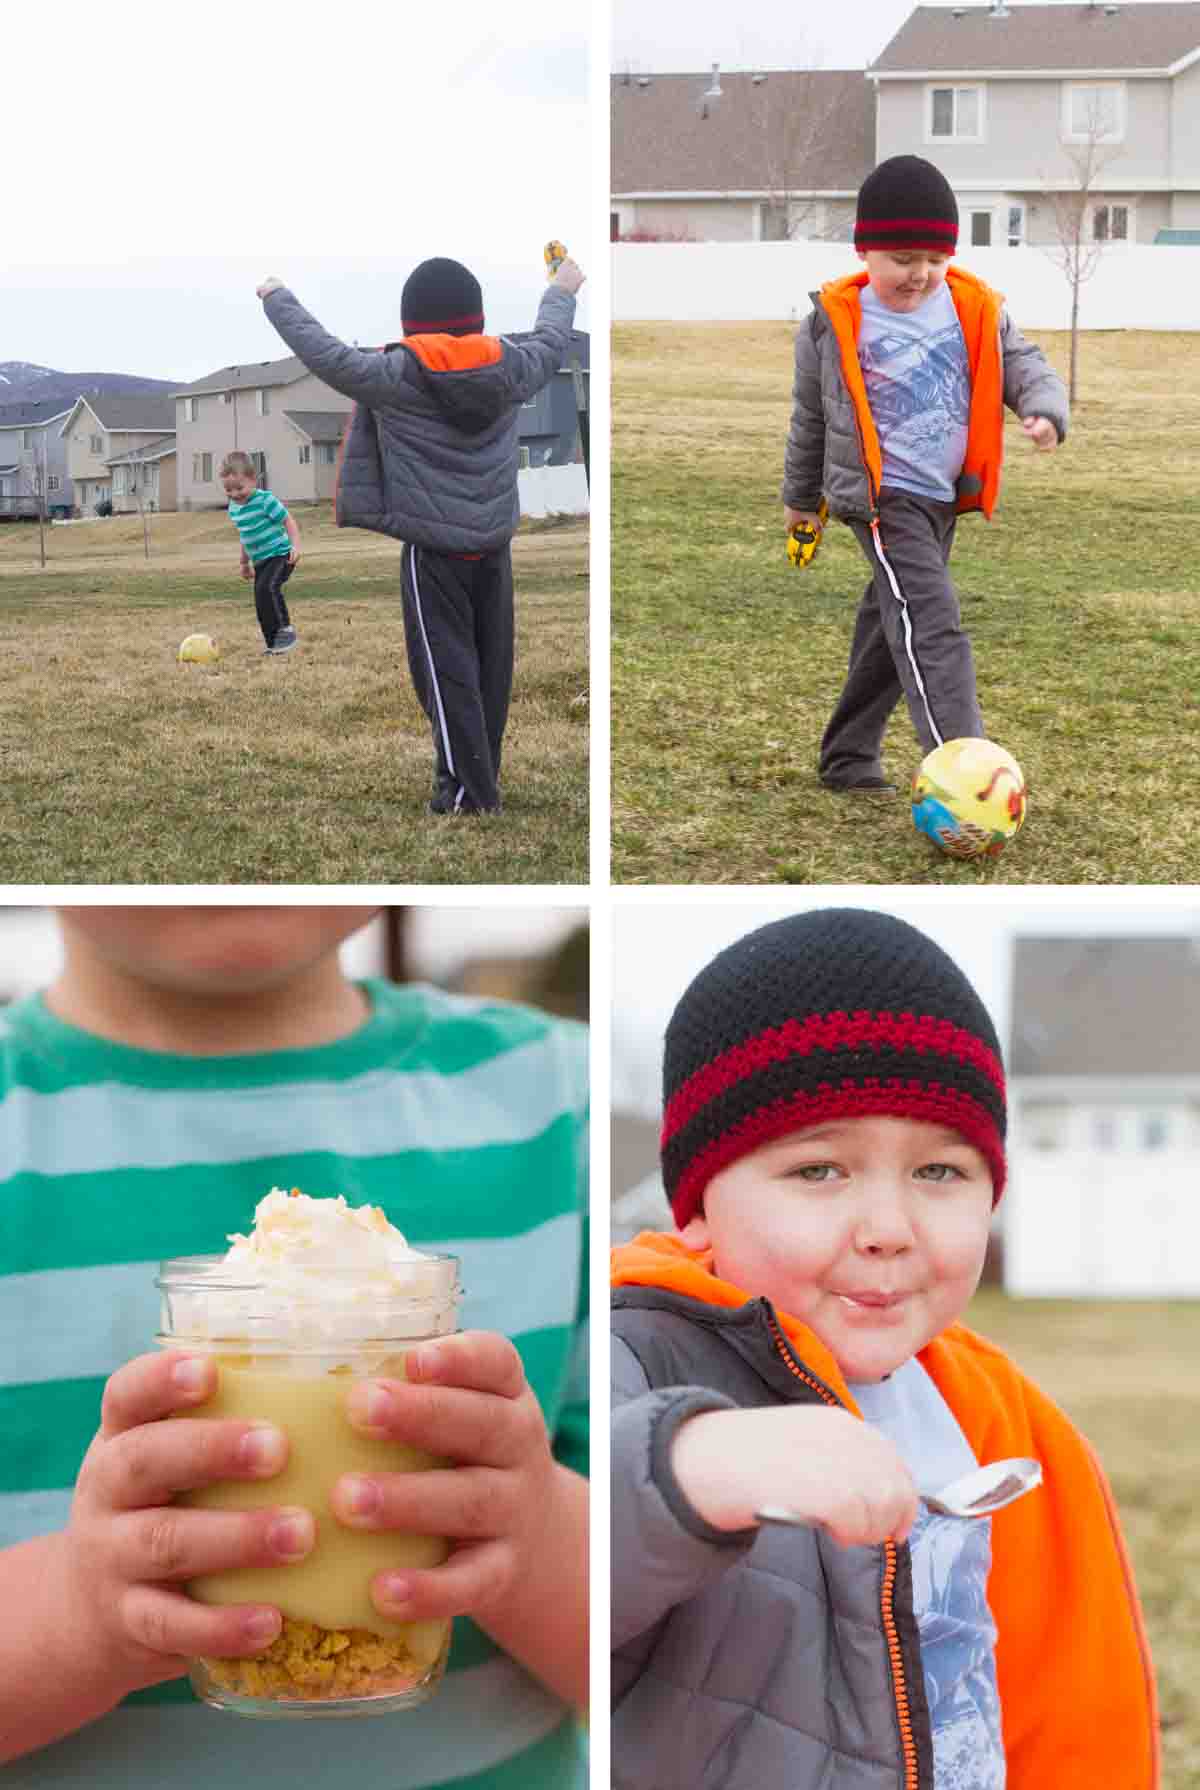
[766,1310,922,1790]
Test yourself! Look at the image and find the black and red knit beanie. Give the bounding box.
[855,154,959,254]
[661,908,1006,1228]
[401,257,484,337]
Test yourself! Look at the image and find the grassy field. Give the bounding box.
[612,326,1200,884]
[965,1290,1199,1785]
[0,505,588,884]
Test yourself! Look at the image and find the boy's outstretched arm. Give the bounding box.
[501,278,579,406]
[1000,310,1069,444]
[256,281,420,409]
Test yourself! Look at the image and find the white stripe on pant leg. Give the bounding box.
[409,546,458,782]
[869,518,944,750]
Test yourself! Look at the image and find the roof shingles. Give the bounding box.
[872,2,1200,74]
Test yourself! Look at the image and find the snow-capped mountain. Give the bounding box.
[0,362,179,407]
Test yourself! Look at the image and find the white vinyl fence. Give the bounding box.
[614,240,1200,332]
[1005,1151,1200,1296]
[519,461,589,518]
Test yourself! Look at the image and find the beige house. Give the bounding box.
[172,357,350,510]
[59,394,177,515]
[106,437,178,514]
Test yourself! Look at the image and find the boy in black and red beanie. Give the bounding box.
[612,906,1157,1790]
[255,249,585,816]
[783,154,1068,795]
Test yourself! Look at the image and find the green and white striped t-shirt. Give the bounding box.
[0,979,589,1790]
[228,486,291,562]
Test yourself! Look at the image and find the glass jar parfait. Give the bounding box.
[156,1252,461,1719]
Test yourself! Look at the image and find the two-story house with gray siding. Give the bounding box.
[58,394,176,515]
[172,358,351,510]
[871,1,1200,246]
[0,402,74,519]
[611,68,875,242]
[506,327,590,468]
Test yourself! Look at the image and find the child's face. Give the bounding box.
[56,906,379,997]
[858,248,951,313]
[222,470,257,504]
[679,1115,994,1383]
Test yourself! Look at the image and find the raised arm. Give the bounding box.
[260,286,418,408]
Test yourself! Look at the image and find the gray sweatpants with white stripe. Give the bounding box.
[819,487,984,783]
[400,542,513,814]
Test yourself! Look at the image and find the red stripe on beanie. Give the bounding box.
[403,311,484,333]
[669,1082,1007,1229]
[662,1010,1005,1148]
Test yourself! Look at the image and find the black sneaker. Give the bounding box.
[820,772,898,796]
[266,627,298,655]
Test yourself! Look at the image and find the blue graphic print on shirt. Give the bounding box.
[851,1360,1005,1789]
[859,281,970,502]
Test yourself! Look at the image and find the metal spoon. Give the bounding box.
[755,1456,1042,1529]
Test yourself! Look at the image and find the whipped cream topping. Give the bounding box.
[161,1189,459,1349]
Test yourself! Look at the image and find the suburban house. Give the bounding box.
[612,0,1200,246]
[0,401,74,519]
[1005,934,1200,1296]
[171,357,351,511]
[105,437,177,514]
[872,0,1200,246]
[58,394,176,516]
[611,68,874,242]
[173,331,590,513]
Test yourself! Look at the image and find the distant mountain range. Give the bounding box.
[0,361,180,408]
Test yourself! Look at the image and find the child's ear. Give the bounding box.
[678,1213,712,1251]
[855,248,868,264]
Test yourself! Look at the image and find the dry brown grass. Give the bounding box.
[0,506,588,884]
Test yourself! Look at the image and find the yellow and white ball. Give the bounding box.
[911,737,1026,859]
[177,633,220,665]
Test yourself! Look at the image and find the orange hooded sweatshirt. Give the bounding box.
[613,1232,1159,1790]
[817,264,1007,519]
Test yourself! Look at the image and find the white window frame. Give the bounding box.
[517,446,531,470]
[21,430,33,450]
[200,452,213,484]
[221,391,234,406]
[90,433,104,456]
[298,443,311,464]
[184,397,197,423]
[47,474,60,492]
[1090,200,1132,243]
[256,388,270,416]
[113,467,126,495]
[318,442,336,465]
[1062,80,1125,144]
[1006,202,1026,247]
[925,83,986,145]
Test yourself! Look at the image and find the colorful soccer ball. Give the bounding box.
[911,737,1027,859]
[177,633,220,665]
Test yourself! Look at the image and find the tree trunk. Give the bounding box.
[1069,268,1081,404]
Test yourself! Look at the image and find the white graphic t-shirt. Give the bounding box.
[850,1358,1006,1790]
[858,281,971,503]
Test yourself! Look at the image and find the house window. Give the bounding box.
[760,200,790,241]
[114,468,126,495]
[928,85,983,142]
[1092,1113,1118,1151]
[222,391,234,405]
[298,444,311,464]
[1092,204,1129,242]
[256,389,270,416]
[90,434,104,455]
[184,398,197,422]
[192,452,213,483]
[1064,82,1124,142]
[610,210,620,242]
[518,446,531,470]
[1007,204,1025,247]
[249,451,267,482]
[22,430,33,450]
[970,211,992,247]
[48,475,60,492]
[318,442,336,465]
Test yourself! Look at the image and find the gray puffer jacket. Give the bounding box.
[262,283,576,553]
[613,1287,932,1790]
[782,271,1069,524]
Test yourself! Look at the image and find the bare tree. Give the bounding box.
[128,455,152,560]
[749,72,848,243]
[18,434,48,569]
[1038,93,1136,402]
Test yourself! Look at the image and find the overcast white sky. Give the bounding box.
[6,1,591,382]
[612,0,1175,73]
[612,890,1200,1117]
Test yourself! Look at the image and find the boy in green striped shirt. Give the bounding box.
[0,906,588,1789]
[221,451,302,654]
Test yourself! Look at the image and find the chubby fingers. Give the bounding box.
[100,1351,221,1440]
[89,1413,292,1512]
[119,1582,285,1663]
[109,1501,315,1584]
[369,1539,516,1623]
[341,1333,534,1459]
